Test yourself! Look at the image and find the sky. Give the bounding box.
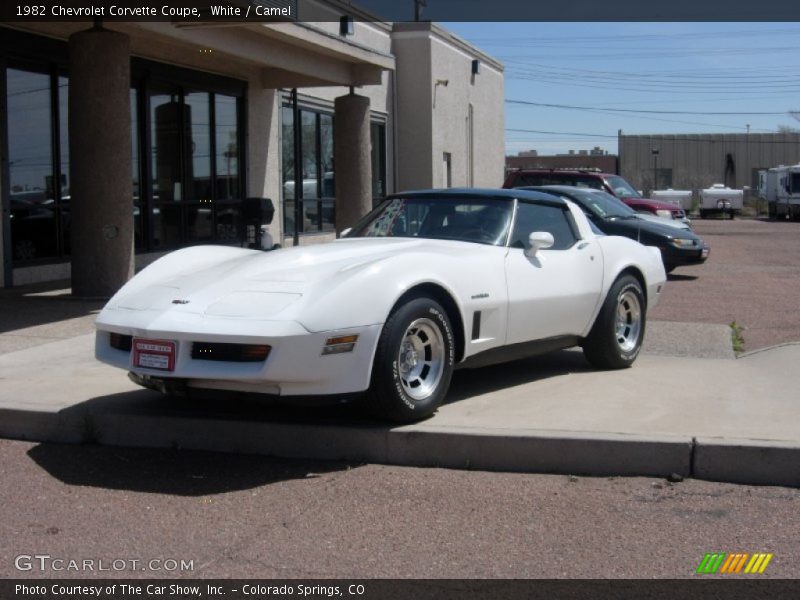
[440,22,800,156]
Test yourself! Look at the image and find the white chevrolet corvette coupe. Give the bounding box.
[96,189,666,422]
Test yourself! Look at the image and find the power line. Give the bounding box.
[506,99,787,116]
[506,128,617,138]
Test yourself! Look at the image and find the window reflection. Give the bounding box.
[320,114,334,198]
[282,106,338,235]
[281,106,295,234]
[151,205,181,249]
[185,91,211,203]
[216,95,239,201]
[371,122,386,202]
[6,60,245,262]
[301,111,319,200]
[132,88,143,249]
[150,90,183,204]
[8,68,57,262]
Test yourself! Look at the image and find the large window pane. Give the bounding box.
[58,75,70,256]
[303,200,319,231]
[150,90,183,203]
[320,114,334,198]
[58,76,69,202]
[151,205,181,248]
[215,94,239,201]
[301,111,319,200]
[321,200,335,232]
[185,91,211,202]
[186,205,213,242]
[281,106,295,234]
[7,68,57,261]
[371,123,387,201]
[131,88,143,249]
[215,204,241,242]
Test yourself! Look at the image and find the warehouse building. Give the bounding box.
[618,132,800,200]
[0,5,504,293]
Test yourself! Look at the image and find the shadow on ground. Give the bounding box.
[666,273,698,282]
[0,279,104,334]
[446,349,590,403]
[27,442,355,496]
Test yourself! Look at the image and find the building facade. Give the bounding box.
[0,5,504,290]
[619,132,800,198]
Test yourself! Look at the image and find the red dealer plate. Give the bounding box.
[133,338,176,371]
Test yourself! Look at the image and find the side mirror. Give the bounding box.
[340,227,352,237]
[525,231,554,258]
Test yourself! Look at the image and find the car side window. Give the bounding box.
[509,202,579,250]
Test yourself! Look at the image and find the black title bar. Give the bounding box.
[1,0,800,22]
[3,580,800,600]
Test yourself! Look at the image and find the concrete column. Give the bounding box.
[69,27,133,297]
[334,93,372,232]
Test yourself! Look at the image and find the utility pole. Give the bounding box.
[651,148,660,193]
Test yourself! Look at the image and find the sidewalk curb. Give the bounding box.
[693,437,800,487]
[2,405,798,486]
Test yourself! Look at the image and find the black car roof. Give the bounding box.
[390,187,568,208]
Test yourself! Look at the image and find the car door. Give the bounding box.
[504,200,603,344]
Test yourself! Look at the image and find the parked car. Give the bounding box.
[520,186,708,273]
[503,169,689,223]
[583,189,693,232]
[95,188,666,423]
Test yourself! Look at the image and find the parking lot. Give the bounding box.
[651,218,800,352]
[1,216,799,580]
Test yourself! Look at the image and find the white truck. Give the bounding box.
[759,164,800,220]
[699,184,743,219]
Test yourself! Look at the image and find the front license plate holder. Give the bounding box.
[133,338,177,371]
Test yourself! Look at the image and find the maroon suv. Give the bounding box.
[503,169,688,223]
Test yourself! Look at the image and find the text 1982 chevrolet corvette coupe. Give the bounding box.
[95,189,666,422]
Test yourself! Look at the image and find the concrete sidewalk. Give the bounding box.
[0,329,797,487]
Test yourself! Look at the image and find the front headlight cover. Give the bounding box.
[670,237,696,248]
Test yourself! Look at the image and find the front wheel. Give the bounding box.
[365,296,455,422]
[583,275,646,369]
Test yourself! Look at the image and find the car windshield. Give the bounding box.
[604,175,641,198]
[348,196,513,246]
[567,189,636,219]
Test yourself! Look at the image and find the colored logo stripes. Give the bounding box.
[696,552,773,574]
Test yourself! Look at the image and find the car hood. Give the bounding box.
[108,237,492,317]
[602,216,700,241]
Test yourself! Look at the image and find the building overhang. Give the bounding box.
[1,19,394,88]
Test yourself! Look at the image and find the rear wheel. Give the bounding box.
[365,296,455,422]
[583,275,646,369]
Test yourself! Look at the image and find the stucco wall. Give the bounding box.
[392,24,505,192]
[392,32,434,191]
[429,35,505,189]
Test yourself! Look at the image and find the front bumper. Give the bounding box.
[95,316,383,397]
[662,244,710,268]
